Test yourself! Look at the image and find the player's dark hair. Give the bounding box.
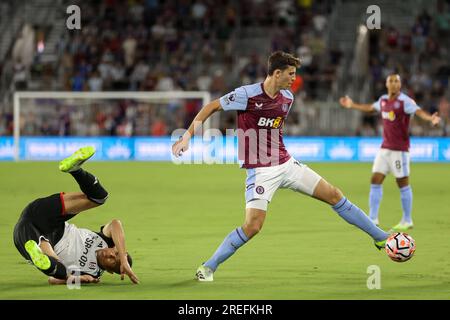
[267,51,301,75]
[113,253,133,274]
[127,253,133,268]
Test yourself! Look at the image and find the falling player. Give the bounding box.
[172,51,390,282]
[340,74,441,231]
[13,146,139,285]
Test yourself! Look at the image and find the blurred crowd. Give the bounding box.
[361,2,450,137]
[1,0,339,136]
[17,98,203,136]
[1,0,449,137]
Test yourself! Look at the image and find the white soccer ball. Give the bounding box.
[385,232,416,262]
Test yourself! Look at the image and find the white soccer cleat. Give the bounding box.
[196,265,214,282]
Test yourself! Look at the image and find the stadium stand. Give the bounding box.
[0,0,448,137]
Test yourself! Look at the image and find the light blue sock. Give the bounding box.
[400,185,413,223]
[332,197,389,242]
[369,184,383,221]
[204,227,249,271]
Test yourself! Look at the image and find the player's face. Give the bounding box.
[276,66,297,90]
[386,75,401,94]
[96,248,120,274]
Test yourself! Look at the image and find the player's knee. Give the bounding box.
[329,186,344,206]
[111,218,122,226]
[395,177,409,188]
[371,173,385,184]
[88,191,109,205]
[243,222,263,238]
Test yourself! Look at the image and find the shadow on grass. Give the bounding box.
[166,279,199,288]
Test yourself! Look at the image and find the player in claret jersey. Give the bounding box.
[173,51,391,282]
[340,74,441,231]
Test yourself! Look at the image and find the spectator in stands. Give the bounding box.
[1,0,446,139]
[151,117,167,136]
[88,71,103,91]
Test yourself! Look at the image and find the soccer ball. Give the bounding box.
[385,232,416,262]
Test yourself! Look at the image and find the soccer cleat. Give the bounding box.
[59,146,96,172]
[390,221,414,233]
[374,239,386,251]
[196,265,214,282]
[25,240,51,270]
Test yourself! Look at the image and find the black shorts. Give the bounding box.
[13,193,76,260]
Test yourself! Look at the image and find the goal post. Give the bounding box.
[13,91,211,161]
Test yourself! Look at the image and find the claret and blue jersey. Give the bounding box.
[219,82,294,168]
[372,92,420,151]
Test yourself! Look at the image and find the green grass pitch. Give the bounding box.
[0,162,449,299]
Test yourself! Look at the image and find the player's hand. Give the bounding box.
[48,275,100,285]
[120,261,139,284]
[79,274,100,284]
[172,136,190,157]
[339,95,353,109]
[430,112,441,126]
[48,276,66,285]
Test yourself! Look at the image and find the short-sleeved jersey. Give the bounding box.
[372,92,420,151]
[219,83,294,168]
[53,222,113,277]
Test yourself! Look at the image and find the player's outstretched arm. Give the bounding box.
[339,95,375,112]
[415,109,441,126]
[102,219,139,284]
[172,99,223,157]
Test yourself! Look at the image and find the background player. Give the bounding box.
[339,74,441,231]
[172,51,391,282]
[13,146,139,285]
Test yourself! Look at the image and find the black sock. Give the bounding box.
[70,169,108,204]
[39,256,68,280]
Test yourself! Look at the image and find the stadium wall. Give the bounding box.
[1,137,450,162]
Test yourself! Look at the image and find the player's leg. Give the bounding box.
[199,206,265,281]
[62,192,100,215]
[313,179,389,244]
[369,173,385,225]
[396,177,413,228]
[369,149,390,225]
[396,177,412,227]
[59,146,108,206]
[242,206,267,238]
[282,159,389,244]
[197,166,282,281]
[389,151,413,231]
[13,218,68,280]
[24,239,68,279]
